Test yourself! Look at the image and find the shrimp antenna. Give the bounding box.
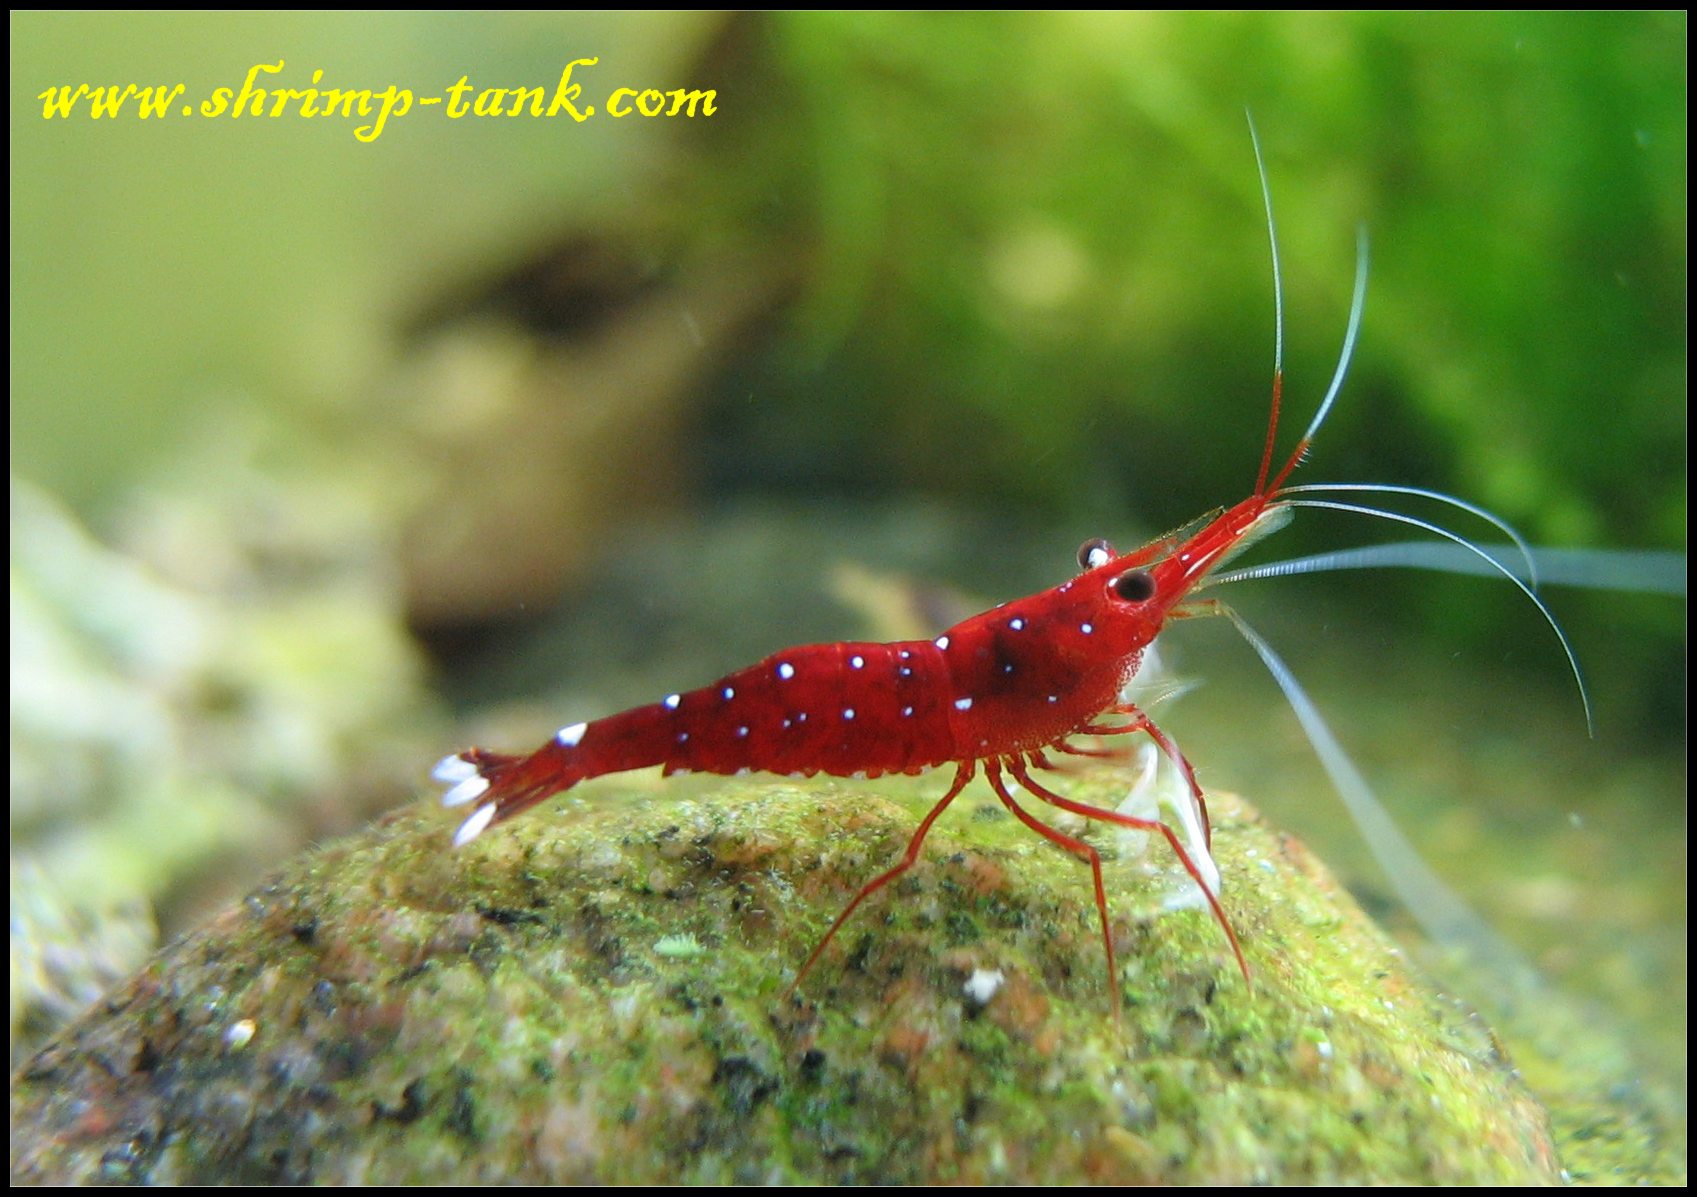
[1209,543,1522,587]
[1220,605,1546,992]
[1219,543,1685,596]
[1278,482,1539,587]
[1297,226,1370,451]
[1282,498,1594,736]
[1264,227,1371,496]
[1248,110,1286,495]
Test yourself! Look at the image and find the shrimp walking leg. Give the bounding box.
[785,761,976,1000]
[1007,756,1248,985]
[983,759,1122,1025]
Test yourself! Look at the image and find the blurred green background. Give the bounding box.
[9,10,1685,1176]
[12,12,1683,708]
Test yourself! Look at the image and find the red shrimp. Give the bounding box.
[431,131,1523,1010]
[434,384,1344,1001]
[433,513,1266,994]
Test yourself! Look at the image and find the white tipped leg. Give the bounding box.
[453,803,498,847]
[1115,741,1221,904]
[441,774,490,808]
[432,753,478,784]
[1116,743,1164,832]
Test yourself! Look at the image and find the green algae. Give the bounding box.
[11,770,1559,1183]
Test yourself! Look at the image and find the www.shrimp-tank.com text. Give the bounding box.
[33,58,716,143]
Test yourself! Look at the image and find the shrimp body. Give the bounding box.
[434,490,1288,1002]
[438,520,1234,811]
[439,496,1283,818]
[433,132,1393,1009]
[447,591,1139,802]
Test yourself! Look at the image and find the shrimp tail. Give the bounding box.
[433,739,586,845]
[435,708,680,844]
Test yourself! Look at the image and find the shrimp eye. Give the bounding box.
[1111,569,1156,603]
[1077,537,1115,572]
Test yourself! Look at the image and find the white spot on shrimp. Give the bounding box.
[441,775,490,808]
[963,967,1006,1006]
[432,754,477,784]
[954,697,974,711]
[782,718,792,729]
[899,666,913,678]
[899,649,912,660]
[664,693,681,710]
[1009,617,1025,630]
[777,662,795,680]
[1080,622,1094,635]
[1002,663,1014,674]
[1060,581,1073,593]
[798,712,808,722]
[934,635,951,650]
[722,686,735,701]
[453,803,497,847]
[902,706,914,717]
[1046,695,1058,703]
[677,732,689,744]
[850,654,865,669]
[737,725,749,738]
[555,722,587,748]
[843,708,855,720]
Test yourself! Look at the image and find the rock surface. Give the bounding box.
[11,772,1559,1183]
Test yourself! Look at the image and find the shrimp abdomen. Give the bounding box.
[670,640,955,778]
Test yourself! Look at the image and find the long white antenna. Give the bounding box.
[1280,482,1539,587]
[1284,498,1593,735]
[1247,111,1284,381]
[1299,226,1370,446]
[1221,606,1546,986]
[1214,543,1685,596]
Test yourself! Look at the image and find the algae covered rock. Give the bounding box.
[9,477,437,1064]
[10,771,1558,1183]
